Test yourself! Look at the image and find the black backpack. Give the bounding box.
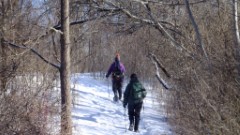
[112,62,123,80]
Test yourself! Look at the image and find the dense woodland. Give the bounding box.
[0,0,240,135]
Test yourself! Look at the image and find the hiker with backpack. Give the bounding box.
[106,53,126,102]
[123,73,147,132]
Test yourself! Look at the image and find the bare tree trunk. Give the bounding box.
[232,0,240,77]
[60,0,72,134]
[184,0,208,59]
[0,0,7,92]
[0,38,7,91]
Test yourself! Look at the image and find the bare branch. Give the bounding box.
[53,8,120,30]
[51,35,61,63]
[3,41,60,70]
[49,27,63,34]
[104,0,196,58]
[148,53,171,78]
[72,53,94,66]
[144,0,207,6]
[184,0,208,59]
[148,53,171,90]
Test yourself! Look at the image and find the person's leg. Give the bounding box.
[128,104,134,131]
[116,80,123,100]
[112,79,118,101]
[134,102,143,132]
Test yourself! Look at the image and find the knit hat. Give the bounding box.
[115,52,120,61]
[130,73,137,79]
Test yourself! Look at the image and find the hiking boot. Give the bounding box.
[113,96,118,102]
[118,94,122,101]
[118,98,123,102]
[128,124,134,131]
[134,118,140,132]
[134,129,140,133]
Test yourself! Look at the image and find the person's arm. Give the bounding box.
[123,84,130,107]
[106,63,114,78]
[120,63,126,73]
[141,83,147,99]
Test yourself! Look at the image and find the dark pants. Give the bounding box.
[128,102,143,131]
[112,79,122,100]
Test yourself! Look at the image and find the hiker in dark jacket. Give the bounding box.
[106,53,126,102]
[123,73,147,132]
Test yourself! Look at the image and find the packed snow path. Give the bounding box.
[71,73,172,135]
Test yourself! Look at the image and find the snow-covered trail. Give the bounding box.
[71,73,172,135]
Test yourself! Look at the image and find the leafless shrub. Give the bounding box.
[164,1,240,134]
[0,68,60,134]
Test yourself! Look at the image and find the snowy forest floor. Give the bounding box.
[70,73,172,135]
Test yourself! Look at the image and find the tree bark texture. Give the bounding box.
[0,38,7,91]
[0,1,7,92]
[232,0,240,77]
[60,0,72,134]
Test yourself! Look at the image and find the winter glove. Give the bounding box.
[106,74,109,78]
